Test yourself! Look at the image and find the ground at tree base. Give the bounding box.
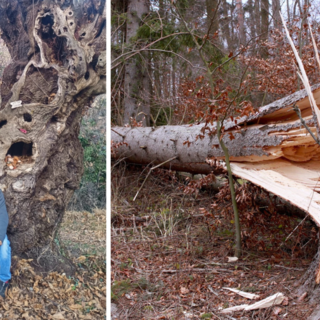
[0,209,106,320]
[111,164,320,320]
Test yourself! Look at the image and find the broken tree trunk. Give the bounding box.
[112,84,320,302]
[0,0,105,271]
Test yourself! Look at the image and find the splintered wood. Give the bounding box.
[111,84,320,226]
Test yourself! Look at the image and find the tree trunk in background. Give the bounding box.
[206,0,219,40]
[272,0,281,30]
[0,0,105,272]
[260,0,269,58]
[221,0,232,51]
[236,0,246,46]
[247,0,256,40]
[123,0,150,125]
[254,0,261,38]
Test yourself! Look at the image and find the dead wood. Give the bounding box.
[0,0,105,267]
[112,84,320,305]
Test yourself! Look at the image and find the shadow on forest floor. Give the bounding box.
[0,209,106,319]
[111,163,318,320]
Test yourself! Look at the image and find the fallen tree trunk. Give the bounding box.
[0,0,105,272]
[112,84,320,305]
[112,84,320,222]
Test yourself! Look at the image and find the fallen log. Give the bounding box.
[112,84,320,222]
[112,84,320,306]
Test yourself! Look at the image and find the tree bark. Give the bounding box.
[236,0,246,46]
[112,84,320,219]
[272,0,281,30]
[123,0,150,126]
[206,0,219,41]
[0,0,105,270]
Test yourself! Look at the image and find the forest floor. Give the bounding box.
[0,209,106,320]
[111,163,320,320]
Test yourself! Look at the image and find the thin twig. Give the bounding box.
[133,157,177,201]
[111,128,125,138]
[284,215,307,242]
[292,104,320,145]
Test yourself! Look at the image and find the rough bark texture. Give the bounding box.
[112,84,320,172]
[0,0,105,266]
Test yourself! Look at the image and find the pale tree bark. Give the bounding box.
[254,0,261,38]
[236,0,246,46]
[272,0,281,30]
[247,0,256,40]
[112,84,320,302]
[123,0,150,126]
[0,0,105,272]
[221,0,232,51]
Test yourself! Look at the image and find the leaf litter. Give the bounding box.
[0,209,106,320]
[112,164,320,319]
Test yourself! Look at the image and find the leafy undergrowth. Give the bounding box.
[111,164,318,319]
[0,210,106,320]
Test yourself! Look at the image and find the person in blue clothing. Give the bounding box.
[0,190,11,298]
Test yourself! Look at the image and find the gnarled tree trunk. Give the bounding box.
[0,0,105,270]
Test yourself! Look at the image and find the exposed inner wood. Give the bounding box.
[111,85,320,226]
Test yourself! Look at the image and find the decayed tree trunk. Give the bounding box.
[112,84,320,304]
[0,0,105,270]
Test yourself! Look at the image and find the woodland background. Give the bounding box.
[111,0,320,126]
[111,0,320,319]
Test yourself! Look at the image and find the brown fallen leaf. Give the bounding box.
[298,292,308,302]
[273,307,282,315]
[180,287,190,294]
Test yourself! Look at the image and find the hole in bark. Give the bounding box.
[81,32,86,37]
[69,11,72,15]
[41,15,53,26]
[41,15,54,39]
[7,141,33,157]
[63,27,68,32]
[58,30,61,35]
[84,71,90,80]
[70,22,73,26]
[0,120,7,129]
[23,113,32,122]
[51,115,58,123]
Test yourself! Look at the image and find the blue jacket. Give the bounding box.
[0,190,8,243]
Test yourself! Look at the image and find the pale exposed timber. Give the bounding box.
[112,84,320,226]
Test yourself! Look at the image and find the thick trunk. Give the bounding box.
[112,83,320,221]
[0,0,105,266]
